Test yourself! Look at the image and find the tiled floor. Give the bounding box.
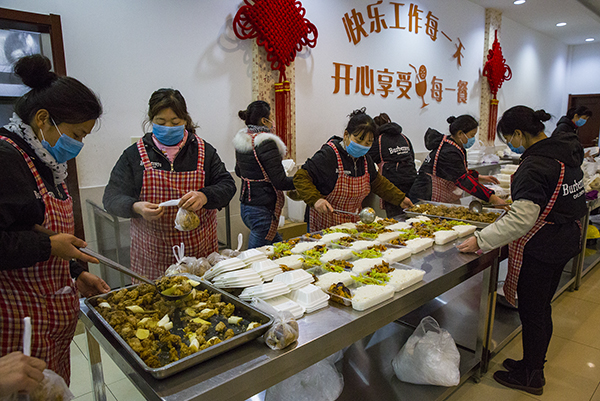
[70,265,600,401]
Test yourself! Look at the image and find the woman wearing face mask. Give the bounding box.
[293,108,413,232]
[234,101,295,248]
[103,88,236,280]
[552,106,592,138]
[458,106,587,395]
[0,54,108,385]
[409,115,503,205]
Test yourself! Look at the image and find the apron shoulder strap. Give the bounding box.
[0,135,49,195]
[539,160,565,220]
[136,138,154,171]
[327,141,346,176]
[195,135,206,171]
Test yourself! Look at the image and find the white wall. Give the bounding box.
[567,42,600,95]
[295,0,486,159]
[496,16,569,136]
[1,0,252,187]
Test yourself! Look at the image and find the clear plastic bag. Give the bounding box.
[251,298,299,350]
[206,251,228,266]
[220,248,241,258]
[165,243,212,278]
[165,243,196,276]
[174,208,200,231]
[264,357,344,401]
[0,369,74,401]
[392,316,460,387]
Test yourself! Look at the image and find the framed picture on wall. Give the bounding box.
[0,28,42,97]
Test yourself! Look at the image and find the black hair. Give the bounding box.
[238,100,270,126]
[346,107,376,141]
[567,106,593,119]
[446,115,478,136]
[497,105,551,141]
[13,54,102,125]
[145,88,197,135]
[373,113,391,127]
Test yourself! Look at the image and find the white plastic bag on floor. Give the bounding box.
[392,316,460,386]
[264,357,344,401]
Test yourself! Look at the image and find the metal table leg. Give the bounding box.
[575,210,591,290]
[477,256,499,376]
[86,327,107,401]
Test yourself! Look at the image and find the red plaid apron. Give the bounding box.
[239,133,284,241]
[504,160,565,306]
[429,137,466,203]
[130,137,218,280]
[309,142,371,232]
[0,136,79,385]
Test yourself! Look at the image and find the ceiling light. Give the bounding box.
[556,22,567,27]
[586,38,595,42]
[513,0,526,4]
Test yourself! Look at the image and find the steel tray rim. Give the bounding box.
[84,274,273,379]
[403,200,505,229]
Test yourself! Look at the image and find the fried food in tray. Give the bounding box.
[408,203,499,223]
[156,275,193,296]
[328,282,353,305]
[89,279,266,372]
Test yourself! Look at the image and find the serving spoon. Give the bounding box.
[33,225,191,301]
[331,207,377,224]
[468,200,511,214]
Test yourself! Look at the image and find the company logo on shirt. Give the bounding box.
[388,146,410,155]
[139,160,163,168]
[562,179,585,199]
[336,168,352,176]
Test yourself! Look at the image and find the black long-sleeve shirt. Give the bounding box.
[0,127,85,276]
[103,133,236,218]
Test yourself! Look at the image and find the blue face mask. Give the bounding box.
[507,135,526,154]
[41,120,84,163]
[346,140,370,158]
[464,137,476,149]
[576,118,587,127]
[152,123,185,146]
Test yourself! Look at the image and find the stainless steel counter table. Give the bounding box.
[80,243,500,401]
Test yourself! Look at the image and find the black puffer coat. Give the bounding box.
[552,116,577,137]
[367,122,416,194]
[103,133,235,218]
[233,128,294,210]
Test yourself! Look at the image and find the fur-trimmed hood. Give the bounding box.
[233,128,287,157]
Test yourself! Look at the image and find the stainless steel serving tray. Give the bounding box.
[403,200,506,228]
[84,276,273,379]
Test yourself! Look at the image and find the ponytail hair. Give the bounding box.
[238,100,270,126]
[13,54,102,124]
[497,105,551,139]
[447,115,478,136]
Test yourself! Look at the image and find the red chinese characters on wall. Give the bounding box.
[332,62,469,107]
[343,2,460,50]
[336,2,469,107]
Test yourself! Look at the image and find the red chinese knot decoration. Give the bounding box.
[233,0,318,82]
[483,30,512,141]
[233,0,318,152]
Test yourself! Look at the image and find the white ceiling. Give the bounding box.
[467,0,600,45]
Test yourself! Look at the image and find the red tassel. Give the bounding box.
[275,80,291,157]
[488,98,499,142]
